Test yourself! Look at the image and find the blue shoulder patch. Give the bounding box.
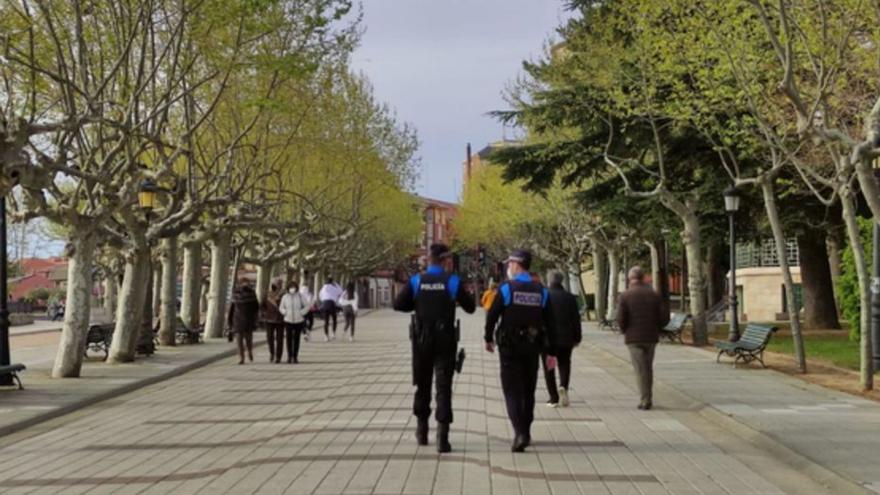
[448,274,460,300]
[410,274,421,298]
[500,283,512,306]
[541,287,549,307]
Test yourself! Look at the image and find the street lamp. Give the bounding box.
[0,193,11,385]
[135,179,160,355]
[872,161,880,369]
[724,186,741,341]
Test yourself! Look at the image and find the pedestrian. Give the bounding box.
[228,281,260,365]
[617,266,669,410]
[480,280,498,310]
[485,249,556,452]
[260,283,285,363]
[280,281,308,363]
[394,243,476,453]
[339,282,359,342]
[542,272,582,408]
[318,277,342,341]
[299,283,315,339]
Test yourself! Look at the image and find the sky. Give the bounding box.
[350,0,571,203]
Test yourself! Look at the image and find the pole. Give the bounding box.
[872,221,880,369]
[662,238,670,305]
[136,211,155,355]
[681,249,687,312]
[729,213,740,341]
[0,196,12,386]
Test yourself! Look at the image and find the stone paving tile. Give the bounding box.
[0,311,852,494]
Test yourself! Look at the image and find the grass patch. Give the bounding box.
[765,333,861,371]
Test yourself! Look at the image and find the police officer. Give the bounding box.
[393,243,476,453]
[485,249,555,452]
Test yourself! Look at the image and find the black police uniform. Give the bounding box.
[485,272,554,451]
[393,265,475,451]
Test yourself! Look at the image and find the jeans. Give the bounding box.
[266,323,284,362]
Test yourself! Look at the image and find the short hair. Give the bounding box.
[550,271,565,285]
[429,243,452,264]
[326,276,334,284]
[628,266,645,281]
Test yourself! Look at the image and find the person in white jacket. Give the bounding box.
[299,284,315,340]
[279,281,308,363]
[339,282,359,342]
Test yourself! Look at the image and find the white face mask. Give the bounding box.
[506,267,516,280]
[289,288,297,294]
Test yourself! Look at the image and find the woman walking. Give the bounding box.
[280,281,308,363]
[228,281,260,365]
[260,283,285,363]
[339,282,359,342]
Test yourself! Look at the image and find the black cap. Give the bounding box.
[429,243,453,260]
[504,249,532,270]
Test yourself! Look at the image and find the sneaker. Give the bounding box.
[304,332,310,342]
[559,387,570,407]
[324,334,330,342]
[332,332,336,341]
[546,401,559,408]
[348,335,354,342]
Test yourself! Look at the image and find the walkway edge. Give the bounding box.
[0,341,261,440]
[585,338,871,495]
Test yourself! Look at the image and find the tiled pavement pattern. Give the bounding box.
[586,325,880,494]
[0,310,855,494]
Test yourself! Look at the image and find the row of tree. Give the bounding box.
[458,0,880,390]
[0,0,421,378]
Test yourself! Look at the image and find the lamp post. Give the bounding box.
[660,228,671,305]
[621,234,630,289]
[0,196,11,386]
[873,164,880,369]
[135,179,159,355]
[724,186,741,341]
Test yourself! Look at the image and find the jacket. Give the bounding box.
[279,291,308,324]
[617,282,669,344]
[548,284,582,348]
[339,290,359,313]
[227,286,259,334]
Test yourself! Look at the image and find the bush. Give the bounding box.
[837,217,872,341]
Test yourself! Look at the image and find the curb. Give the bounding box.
[583,337,871,495]
[0,339,265,440]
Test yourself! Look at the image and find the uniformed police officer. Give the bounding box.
[393,243,476,453]
[484,249,555,452]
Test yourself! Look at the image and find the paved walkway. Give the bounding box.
[0,310,865,494]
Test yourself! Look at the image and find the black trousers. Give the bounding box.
[343,310,356,336]
[266,323,284,362]
[413,341,456,424]
[541,346,573,403]
[499,350,540,436]
[304,311,314,331]
[323,308,337,335]
[285,322,305,362]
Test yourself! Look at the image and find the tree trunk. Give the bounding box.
[682,212,708,345]
[761,179,806,372]
[204,233,232,339]
[606,248,620,321]
[592,244,608,322]
[152,263,162,319]
[705,241,723,308]
[52,233,96,378]
[841,192,873,390]
[648,241,661,293]
[256,262,273,304]
[103,275,117,319]
[107,245,151,363]
[159,236,178,346]
[797,234,841,330]
[181,243,202,330]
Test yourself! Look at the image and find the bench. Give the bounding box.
[175,317,204,345]
[714,323,778,368]
[0,363,26,390]
[660,313,690,344]
[84,323,114,361]
[599,309,619,333]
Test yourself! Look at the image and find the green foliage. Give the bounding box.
[838,218,872,340]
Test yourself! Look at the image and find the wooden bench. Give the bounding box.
[84,323,114,361]
[660,313,690,344]
[714,323,778,368]
[175,317,204,345]
[0,363,26,390]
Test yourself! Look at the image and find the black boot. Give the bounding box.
[511,434,527,453]
[415,418,429,446]
[437,423,451,453]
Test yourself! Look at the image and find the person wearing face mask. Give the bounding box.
[485,249,556,452]
[393,243,476,453]
[279,281,308,363]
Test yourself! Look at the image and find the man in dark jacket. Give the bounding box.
[541,272,582,408]
[617,266,669,410]
[228,282,260,365]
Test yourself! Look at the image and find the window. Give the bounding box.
[781,284,803,313]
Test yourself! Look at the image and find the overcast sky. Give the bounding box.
[350,0,571,203]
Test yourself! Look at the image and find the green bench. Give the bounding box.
[0,363,26,390]
[660,313,690,344]
[714,323,778,368]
